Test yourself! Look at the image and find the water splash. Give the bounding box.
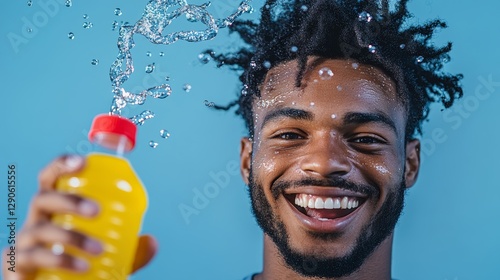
[108,0,252,125]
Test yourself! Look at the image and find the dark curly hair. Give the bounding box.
[203,0,463,140]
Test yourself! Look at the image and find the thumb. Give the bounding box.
[131,235,158,274]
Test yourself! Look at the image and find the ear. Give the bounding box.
[240,137,252,185]
[404,139,421,188]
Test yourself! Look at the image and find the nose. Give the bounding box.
[299,133,352,177]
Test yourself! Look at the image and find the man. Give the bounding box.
[3,0,463,279]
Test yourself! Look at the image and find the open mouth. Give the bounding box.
[284,193,366,221]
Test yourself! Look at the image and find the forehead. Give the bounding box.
[254,58,405,128]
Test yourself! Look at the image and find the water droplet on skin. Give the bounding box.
[183,84,192,92]
[291,102,296,106]
[82,22,93,29]
[149,141,158,148]
[263,61,271,69]
[198,52,211,64]
[114,8,122,16]
[65,0,72,7]
[83,14,89,19]
[368,45,377,53]
[290,46,298,53]
[416,56,424,63]
[27,0,33,7]
[91,59,99,65]
[310,102,315,107]
[146,51,152,57]
[331,114,337,119]
[352,63,359,69]
[358,11,373,23]
[301,5,308,12]
[145,63,155,73]
[160,129,171,139]
[337,85,343,91]
[68,32,75,39]
[399,44,406,49]
[159,52,165,57]
[318,67,334,80]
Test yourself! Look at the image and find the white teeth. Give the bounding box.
[314,198,324,209]
[340,197,348,209]
[333,198,341,209]
[294,194,360,210]
[308,198,315,208]
[324,198,334,209]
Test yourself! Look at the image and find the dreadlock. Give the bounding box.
[204,0,463,140]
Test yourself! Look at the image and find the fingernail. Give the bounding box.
[65,155,83,170]
[83,238,103,255]
[73,258,89,271]
[78,200,99,216]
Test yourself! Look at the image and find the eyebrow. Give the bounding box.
[343,112,398,135]
[261,107,314,130]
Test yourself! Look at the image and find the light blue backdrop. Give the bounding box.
[1,1,499,279]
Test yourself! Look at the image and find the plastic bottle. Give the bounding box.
[35,114,148,280]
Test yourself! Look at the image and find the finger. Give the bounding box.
[131,235,158,273]
[17,247,89,274]
[38,155,85,191]
[24,192,99,227]
[17,223,102,256]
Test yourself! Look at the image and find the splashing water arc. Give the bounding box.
[108,0,252,125]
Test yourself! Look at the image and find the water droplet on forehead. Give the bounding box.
[290,46,298,53]
[318,67,334,80]
[146,51,152,57]
[399,44,406,49]
[91,59,99,65]
[352,63,359,69]
[27,0,32,7]
[65,0,72,7]
[149,141,158,148]
[82,22,93,29]
[160,129,171,139]
[68,32,75,40]
[263,61,271,69]
[331,114,337,119]
[83,14,89,19]
[416,56,424,63]
[337,85,343,91]
[183,84,192,93]
[310,102,315,107]
[114,8,122,16]
[145,63,155,73]
[358,11,373,23]
[198,52,211,64]
[368,45,377,53]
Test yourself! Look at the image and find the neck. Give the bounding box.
[254,234,394,280]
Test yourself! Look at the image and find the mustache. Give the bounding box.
[271,177,380,200]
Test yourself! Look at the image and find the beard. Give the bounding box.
[248,168,406,278]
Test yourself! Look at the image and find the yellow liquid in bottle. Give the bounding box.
[35,153,148,280]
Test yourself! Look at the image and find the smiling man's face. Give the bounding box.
[240,58,420,278]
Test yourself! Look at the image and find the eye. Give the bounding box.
[351,135,387,145]
[274,132,304,140]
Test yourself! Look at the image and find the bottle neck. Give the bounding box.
[92,133,132,157]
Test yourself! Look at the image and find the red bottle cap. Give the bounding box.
[88,114,137,152]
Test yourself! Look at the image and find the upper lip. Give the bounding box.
[283,186,370,199]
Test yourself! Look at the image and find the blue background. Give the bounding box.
[1,1,499,279]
